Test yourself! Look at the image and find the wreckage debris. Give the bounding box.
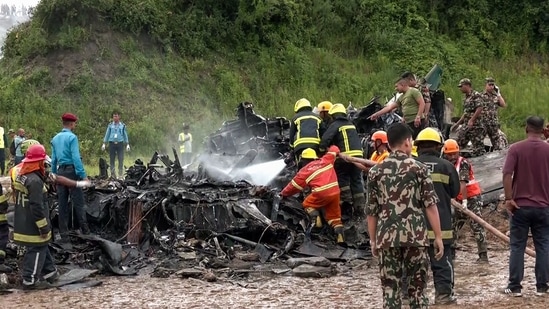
[3,101,509,291]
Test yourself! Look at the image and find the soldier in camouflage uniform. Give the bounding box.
[367,123,444,309]
[443,139,489,263]
[481,77,507,150]
[451,78,486,157]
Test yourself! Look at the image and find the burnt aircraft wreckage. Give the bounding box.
[0,101,506,289]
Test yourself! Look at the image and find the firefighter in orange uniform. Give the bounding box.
[280,146,345,243]
[443,139,489,263]
[370,130,390,163]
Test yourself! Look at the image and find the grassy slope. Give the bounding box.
[1,6,549,176]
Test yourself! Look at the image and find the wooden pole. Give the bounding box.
[451,199,536,258]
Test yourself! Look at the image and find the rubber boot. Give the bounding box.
[435,293,457,305]
[305,208,322,228]
[0,261,12,274]
[476,252,489,264]
[334,226,345,244]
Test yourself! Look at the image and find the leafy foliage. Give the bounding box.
[0,0,549,170]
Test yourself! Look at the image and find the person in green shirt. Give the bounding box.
[370,78,426,139]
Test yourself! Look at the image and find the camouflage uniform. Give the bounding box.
[481,91,505,150]
[417,84,438,128]
[367,150,439,309]
[452,159,488,255]
[456,90,486,157]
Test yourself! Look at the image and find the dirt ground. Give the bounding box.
[2,206,549,308]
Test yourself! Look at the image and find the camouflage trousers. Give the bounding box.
[427,113,439,129]
[379,247,429,309]
[456,125,486,157]
[485,124,507,150]
[452,195,488,255]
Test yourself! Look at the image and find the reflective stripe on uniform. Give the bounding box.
[337,125,363,157]
[0,194,7,203]
[431,173,450,184]
[291,180,304,191]
[293,137,321,148]
[0,214,6,221]
[12,182,27,194]
[427,230,453,240]
[35,218,48,229]
[294,116,321,148]
[306,164,333,183]
[311,182,339,193]
[342,150,363,157]
[13,231,52,244]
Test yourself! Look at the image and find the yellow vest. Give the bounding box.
[0,127,4,148]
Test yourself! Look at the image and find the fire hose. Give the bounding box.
[450,199,536,258]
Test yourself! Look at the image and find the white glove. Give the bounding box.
[76,180,92,188]
[101,144,106,151]
[462,199,468,208]
[126,144,131,151]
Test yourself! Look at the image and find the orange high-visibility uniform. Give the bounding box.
[455,156,481,201]
[370,150,389,163]
[281,146,342,227]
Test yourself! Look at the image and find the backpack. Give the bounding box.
[9,140,16,156]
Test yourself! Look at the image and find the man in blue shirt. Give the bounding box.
[101,112,130,178]
[51,113,90,238]
[13,128,26,165]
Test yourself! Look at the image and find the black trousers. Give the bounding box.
[109,142,125,177]
[406,121,425,140]
[57,165,87,236]
[0,148,5,175]
[22,245,57,286]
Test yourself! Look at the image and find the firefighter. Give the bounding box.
[280,146,344,243]
[319,103,365,220]
[317,101,333,126]
[0,180,10,273]
[370,130,390,163]
[289,98,325,169]
[12,144,90,289]
[414,128,460,304]
[443,139,489,263]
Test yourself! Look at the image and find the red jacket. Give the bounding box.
[281,146,340,198]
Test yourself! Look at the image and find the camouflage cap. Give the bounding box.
[485,77,495,83]
[457,78,472,87]
[418,77,431,88]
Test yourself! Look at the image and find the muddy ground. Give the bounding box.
[2,205,549,308]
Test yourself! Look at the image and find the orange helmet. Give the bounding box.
[371,131,388,144]
[443,139,460,154]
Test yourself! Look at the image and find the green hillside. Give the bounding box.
[1,0,548,165]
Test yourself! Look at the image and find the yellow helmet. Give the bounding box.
[301,148,318,160]
[294,98,312,112]
[411,145,418,157]
[21,139,41,156]
[414,127,443,145]
[317,101,333,112]
[329,103,346,115]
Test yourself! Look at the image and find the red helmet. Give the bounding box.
[23,144,47,163]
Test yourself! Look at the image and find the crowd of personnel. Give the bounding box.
[0,112,135,290]
[1,70,548,300]
[281,71,549,307]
